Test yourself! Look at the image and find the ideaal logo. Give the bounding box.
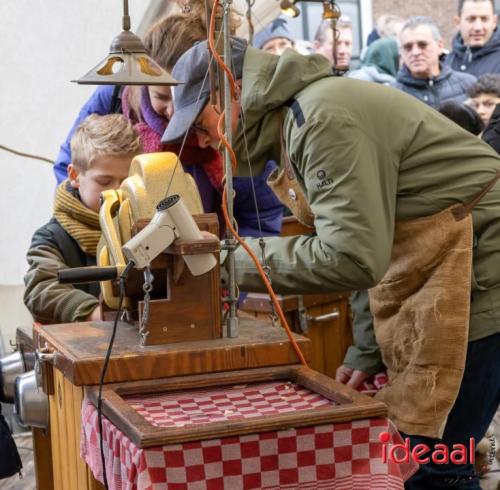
[379,432,475,465]
[316,169,333,190]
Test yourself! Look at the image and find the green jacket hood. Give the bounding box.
[362,37,399,77]
[234,47,332,175]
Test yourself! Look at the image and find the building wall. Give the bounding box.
[0,1,150,348]
[373,0,458,48]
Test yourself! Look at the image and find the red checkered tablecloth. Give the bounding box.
[81,381,417,489]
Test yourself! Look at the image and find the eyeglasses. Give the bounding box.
[402,41,430,52]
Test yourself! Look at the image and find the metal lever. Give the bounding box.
[297,295,340,334]
[308,310,340,323]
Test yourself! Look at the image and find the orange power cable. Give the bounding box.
[208,1,308,368]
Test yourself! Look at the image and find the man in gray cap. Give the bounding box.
[161,38,247,146]
[163,36,500,490]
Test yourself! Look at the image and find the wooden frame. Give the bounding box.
[86,365,387,448]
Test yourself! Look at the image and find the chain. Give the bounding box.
[139,266,153,345]
[258,238,278,327]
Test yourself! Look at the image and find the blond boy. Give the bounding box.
[24,114,141,324]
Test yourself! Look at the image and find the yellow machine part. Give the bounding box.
[97,152,204,309]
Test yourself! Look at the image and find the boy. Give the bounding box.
[467,73,500,126]
[24,114,142,324]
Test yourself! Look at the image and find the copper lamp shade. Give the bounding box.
[280,0,300,18]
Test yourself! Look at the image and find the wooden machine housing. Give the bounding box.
[20,216,368,490]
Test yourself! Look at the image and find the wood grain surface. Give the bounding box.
[34,319,311,386]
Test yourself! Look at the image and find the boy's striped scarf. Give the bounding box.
[53,180,101,255]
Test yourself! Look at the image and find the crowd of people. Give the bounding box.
[4,0,498,488]
[255,0,500,133]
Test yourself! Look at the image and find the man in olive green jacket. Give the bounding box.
[163,38,500,489]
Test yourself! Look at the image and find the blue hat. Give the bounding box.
[161,37,248,144]
[253,17,294,50]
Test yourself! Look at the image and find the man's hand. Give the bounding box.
[335,365,370,390]
[86,306,102,322]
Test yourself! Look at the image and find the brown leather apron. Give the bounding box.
[267,120,315,228]
[369,172,500,438]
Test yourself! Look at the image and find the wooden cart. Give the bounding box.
[32,319,313,490]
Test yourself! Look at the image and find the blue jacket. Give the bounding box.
[53,86,282,238]
[445,29,500,77]
[392,64,476,108]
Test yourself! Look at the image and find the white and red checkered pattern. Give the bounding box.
[359,372,389,396]
[81,382,417,489]
[125,382,336,428]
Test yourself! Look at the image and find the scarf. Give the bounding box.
[53,181,101,255]
[126,87,225,192]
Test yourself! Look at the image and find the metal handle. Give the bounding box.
[58,266,118,284]
[297,296,341,334]
[307,309,340,323]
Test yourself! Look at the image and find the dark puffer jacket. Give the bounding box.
[483,103,500,154]
[392,64,476,108]
[445,29,500,77]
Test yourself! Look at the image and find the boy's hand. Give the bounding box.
[200,231,218,240]
[86,306,102,322]
[336,365,370,389]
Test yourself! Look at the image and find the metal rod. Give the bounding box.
[123,0,131,31]
[222,0,239,338]
[205,0,218,106]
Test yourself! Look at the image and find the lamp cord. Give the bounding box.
[97,260,134,490]
[163,27,224,199]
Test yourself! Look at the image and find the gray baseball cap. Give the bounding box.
[161,37,248,144]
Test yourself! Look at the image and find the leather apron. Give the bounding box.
[266,119,315,228]
[369,172,500,438]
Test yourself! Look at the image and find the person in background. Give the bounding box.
[313,16,353,68]
[52,11,283,239]
[366,14,405,47]
[24,115,142,324]
[446,0,500,77]
[393,16,476,108]
[349,37,399,85]
[467,73,500,125]
[438,100,485,134]
[482,103,500,152]
[253,16,295,56]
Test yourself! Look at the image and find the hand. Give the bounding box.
[86,306,102,322]
[200,231,218,240]
[336,365,371,390]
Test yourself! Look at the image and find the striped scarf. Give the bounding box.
[53,180,101,255]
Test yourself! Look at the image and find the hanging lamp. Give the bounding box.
[73,0,179,86]
[279,0,300,18]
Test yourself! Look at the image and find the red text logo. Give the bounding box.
[379,432,475,465]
